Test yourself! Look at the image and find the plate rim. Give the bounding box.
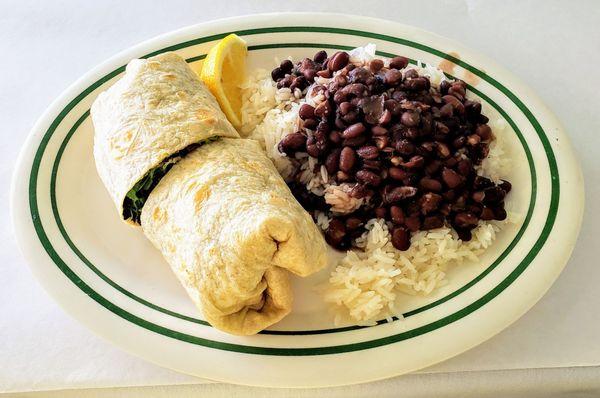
[11,12,585,386]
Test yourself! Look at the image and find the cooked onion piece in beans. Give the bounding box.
[271,51,512,251]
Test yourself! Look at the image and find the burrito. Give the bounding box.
[92,52,327,335]
[92,52,239,224]
[141,139,327,335]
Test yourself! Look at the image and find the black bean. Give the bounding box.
[482,186,506,204]
[467,134,481,146]
[420,193,442,214]
[435,121,450,135]
[334,115,346,129]
[480,207,495,221]
[454,212,479,228]
[313,50,328,63]
[341,111,359,124]
[333,90,348,104]
[473,176,494,190]
[403,69,419,79]
[465,100,482,119]
[277,132,306,154]
[443,189,456,201]
[342,122,366,139]
[403,127,420,140]
[390,206,405,225]
[389,56,409,70]
[373,136,389,150]
[422,215,444,230]
[276,75,293,89]
[280,59,294,73]
[401,155,425,169]
[329,130,342,144]
[349,67,371,84]
[325,148,342,174]
[356,146,379,159]
[378,109,392,125]
[472,191,485,203]
[345,217,363,230]
[457,159,473,176]
[442,167,463,188]
[298,104,316,120]
[384,186,418,203]
[384,69,403,85]
[342,135,368,147]
[499,180,512,193]
[314,101,333,118]
[493,206,507,221]
[440,80,451,95]
[401,111,420,127]
[442,95,465,114]
[392,227,411,251]
[404,216,421,232]
[290,75,308,91]
[362,159,381,170]
[444,157,458,168]
[448,84,466,100]
[425,160,442,176]
[405,77,430,91]
[396,139,415,156]
[375,207,387,219]
[439,103,454,118]
[339,147,357,172]
[302,118,318,129]
[436,143,451,159]
[349,184,369,198]
[338,101,354,115]
[316,69,331,78]
[356,169,382,186]
[419,177,443,192]
[336,170,351,182]
[452,136,467,149]
[476,124,493,140]
[271,67,285,81]
[389,167,409,181]
[343,83,368,98]
[306,144,320,157]
[303,69,316,81]
[456,228,472,241]
[325,219,346,247]
[370,58,384,72]
[468,204,483,217]
[371,125,388,136]
[328,51,350,71]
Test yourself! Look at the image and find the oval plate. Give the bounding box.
[11,13,584,387]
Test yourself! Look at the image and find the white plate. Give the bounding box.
[11,13,584,387]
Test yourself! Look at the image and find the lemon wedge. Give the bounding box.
[200,34,247,128]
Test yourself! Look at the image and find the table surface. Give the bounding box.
[1,0,599,396]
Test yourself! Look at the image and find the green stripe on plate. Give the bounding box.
[29,27,558,354]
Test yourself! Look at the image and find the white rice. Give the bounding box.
[240,45,515,326]
[324,217,509,325]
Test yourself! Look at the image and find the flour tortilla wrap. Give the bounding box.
[141,138,327,335]
[91,52,239,223]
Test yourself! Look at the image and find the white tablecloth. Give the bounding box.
[1,0,599,396]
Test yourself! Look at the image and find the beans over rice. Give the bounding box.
[240,45,516,325]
